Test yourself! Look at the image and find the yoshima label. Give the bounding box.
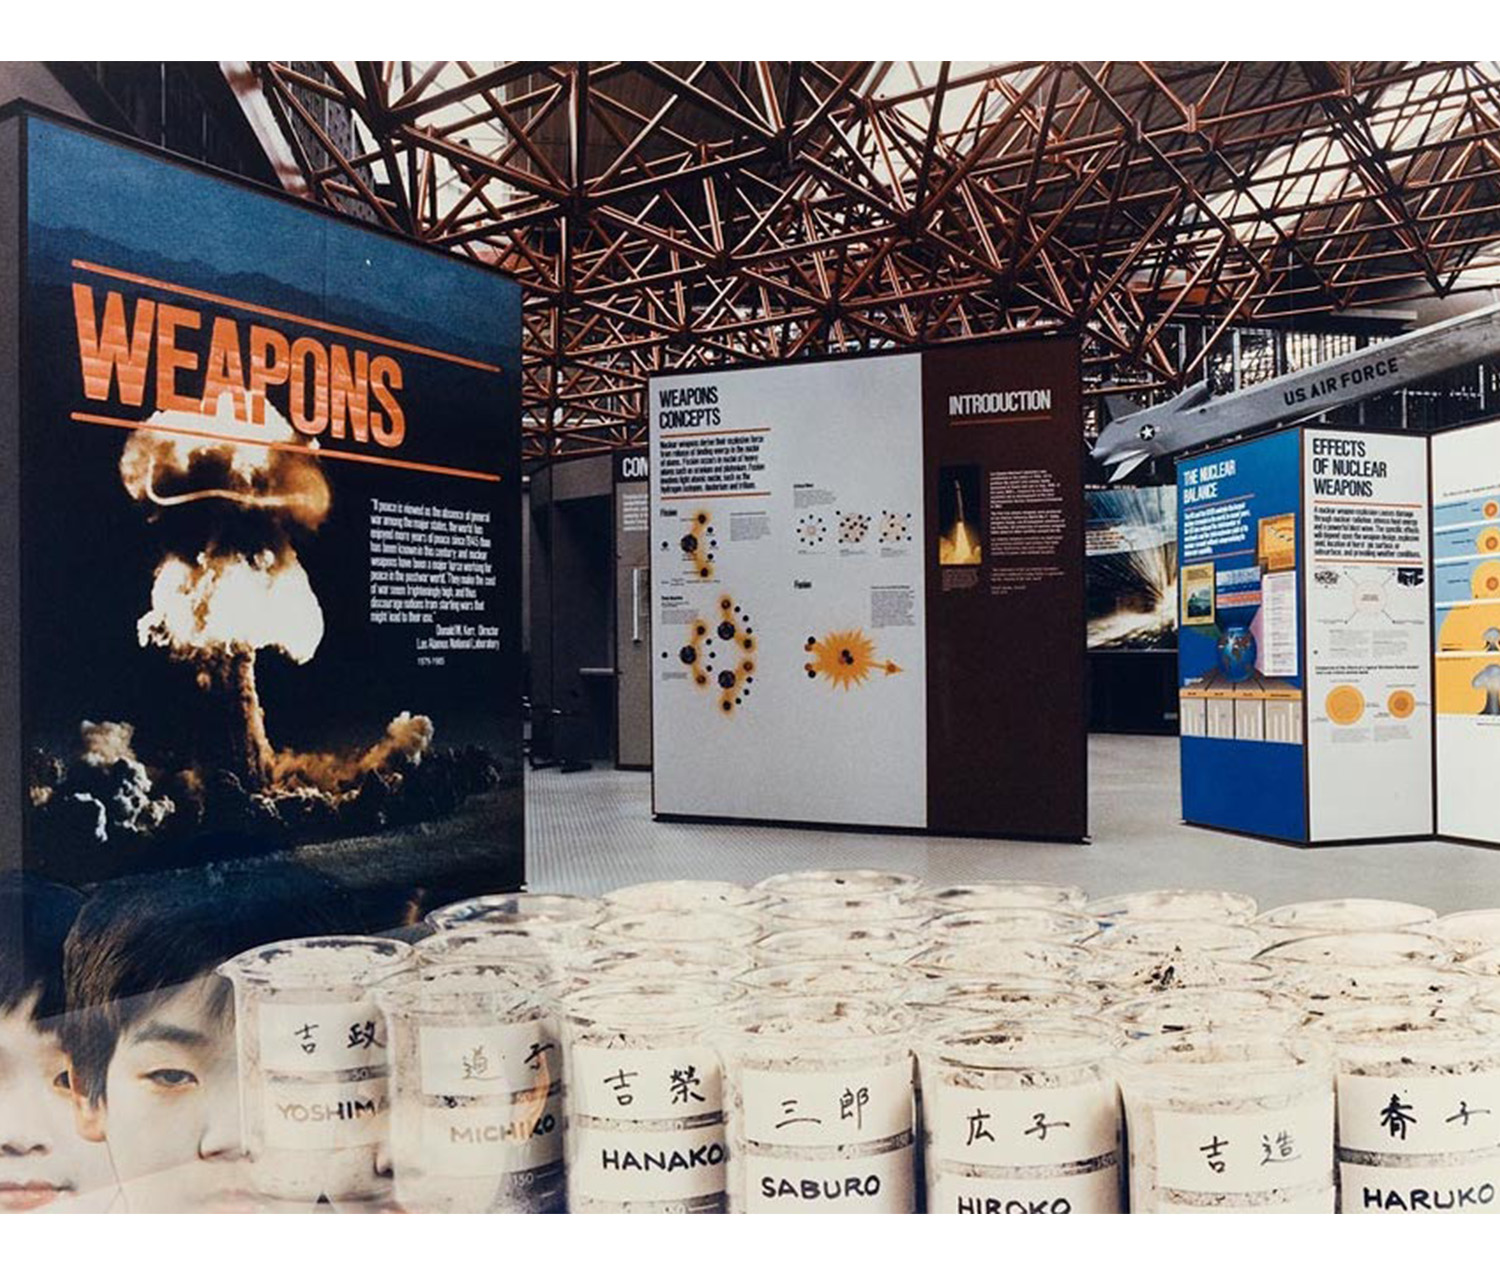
[570,1125,728,1203]
[1337,1073,1500,1155]
[1152,1093,1334,1193]
[740,1060,912,1146]
[571,1045,723,1121]
[417,1090,563,1175]
[259,999,388,1075]
[930,1164,1121,1214]
[418,1021,559,1098]
[263,1078,388,1149]
[1341,1161,1500,1213]
[746,1146,915,1213]
[926,1077,1119,1169]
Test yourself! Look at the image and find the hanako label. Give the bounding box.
[926,1077,1120,1169]
[930,1164,1121,1214]
[570,1046,723,1121]
[1341,1161,1500,1213]
[417,1021,559,1099]
[746,1146,915,1214]
[740,1060,912,1146]
[259,999,388,1075]
[1151,1093,1334,1194]
[1337,1073,1500,1156]
[263,1078,389,1149]
[569,1126,728,1203]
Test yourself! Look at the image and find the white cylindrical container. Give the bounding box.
[218,935,416,1206]
[756,925,927,967]
[907,939,1096,982]
[593,909,763,951]
[736,960,917,1000]
[1091,890,1258,927]
[761,894,933,932]
[1106,989,1307,1040]
[718,996,916,1213]
[1116,1031,1336,1213]
[1256,930,1456,969]
[917,1022,1123,1214]
[1257,898,1438,936]
[1419,910,1500,960]
[922,880,1087,914]
[1322,1006,1500,1214]
[602,879,768,914]
[755,869,923,905]
[376,966,563,1213]
[1085,919,1264,960]
[560,981,741,1213]
[426,892,605,935]
[927,908,1099,945]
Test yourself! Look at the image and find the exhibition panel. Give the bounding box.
[648,339,1086,840]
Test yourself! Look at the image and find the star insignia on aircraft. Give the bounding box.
[1138,423,1157,440]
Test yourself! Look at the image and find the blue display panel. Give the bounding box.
[1177,429,1306,841]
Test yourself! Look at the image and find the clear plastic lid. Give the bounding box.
[1106,988,1307,1038]
[1256,897,1437,934]
[602,879,768,913]
[1116,1028,1332,1089]
[754,868,923,902]
[1459,947,1500,978]
[218,935,415,990]
[561,979,744,1034]
[928,907,1100,944]
[1090,953,1276,1000]
[1255,929,1455,968]
[922,880,1087,913]
[1417,910,1500,959]
[760,894,932,931]
[719,995,911,1057]
[375,964,544,1019]
[1315,1003,1500,1071]
[906,938,1096,980]
[917,1020,1119,1075]
[736,960,916,999]
[754,925,925,966]
[1275,961,1478,1011]
[425,892,606,931]
[414,927,554,971]
[1085,919,1263,959]
[1090,889,1258,925]
[594,909,763,948]
[566,942,756,984]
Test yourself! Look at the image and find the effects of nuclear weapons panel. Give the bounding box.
[6,116,524,895]
[647,340,1086,839]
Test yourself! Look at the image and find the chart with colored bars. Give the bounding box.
[1434,489,1500,718]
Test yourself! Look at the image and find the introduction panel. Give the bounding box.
[648,338,1086,840]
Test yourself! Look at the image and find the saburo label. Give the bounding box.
[746,1147,915,1213]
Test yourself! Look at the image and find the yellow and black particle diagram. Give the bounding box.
[665,595,758,715]
[662,510,718,580]
[836,510,871,544]
[803,629,903,690]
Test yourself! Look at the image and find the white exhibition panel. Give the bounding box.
[649,357,928,826]
[1303,430,1434,842]
[1432,418,1500,843]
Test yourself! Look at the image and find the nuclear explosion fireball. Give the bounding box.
[26,401,500,866]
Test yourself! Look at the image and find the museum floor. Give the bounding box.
[527,734,1499,912]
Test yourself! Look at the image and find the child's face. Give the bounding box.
[0,996,116,1212]
[82,977,257,1213]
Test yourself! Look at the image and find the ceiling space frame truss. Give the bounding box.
[245,60,1500,459]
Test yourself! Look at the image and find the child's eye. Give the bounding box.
[51,1069,71,1094]
[144,1068,198,1090]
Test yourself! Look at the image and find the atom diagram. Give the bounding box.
[797,513,827,547]
[878,510,913,545]
[660,509,717,581]
[663,594,757,715]
[803,629,903,691]
[836,510,871,544]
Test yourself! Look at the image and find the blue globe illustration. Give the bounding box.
[1217,626,1258,683]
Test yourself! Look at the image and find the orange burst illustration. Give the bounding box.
[803,629,903,690]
